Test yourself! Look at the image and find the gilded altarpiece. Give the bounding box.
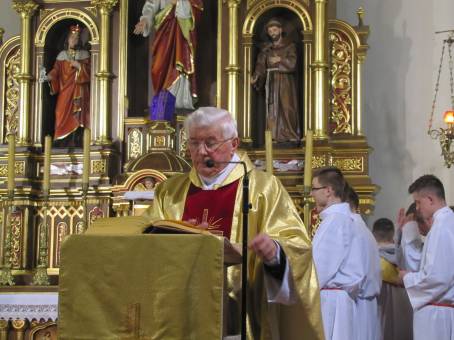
[0,0,379,337]
[0,4,378,338]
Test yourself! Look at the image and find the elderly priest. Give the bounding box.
[142,107,324,340]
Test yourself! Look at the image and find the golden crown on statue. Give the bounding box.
[70,24,81,35]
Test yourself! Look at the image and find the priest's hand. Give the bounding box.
[249,233,277,263]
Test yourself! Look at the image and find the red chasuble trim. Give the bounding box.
[182,180,240,239]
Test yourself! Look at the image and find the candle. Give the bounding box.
[303,130,313,187]
[265,130,273,173]
[82,128,90,188]
[43,135,52,195]
[7,134,15,194]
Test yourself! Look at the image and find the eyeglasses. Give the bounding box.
[187,138,233,152]
[310,186,327,192]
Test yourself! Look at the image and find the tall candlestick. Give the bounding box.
[7,134,15,195]
[303,130,313,187]
[265,130,273,174]
[43,135,52,195]
[82,128,90,189]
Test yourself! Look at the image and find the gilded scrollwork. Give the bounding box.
[85,6,98,18]
[75,221,85,234]
[4,47,21,137]
[128,129,142,160]
[16,161,25,175]
[330,31,353,134]
[10,211,23,268]
[91,160,106,175]
[154,136,165,147]
[39,9,54,21]
[179,127,187,158]
[55,222,68,267]
[332,157,363,172]
[36,204,84,267]
[0,161,25,177]
[312,155,327,169]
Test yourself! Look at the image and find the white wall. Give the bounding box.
[338,0,454,224]
[0,1,20,43]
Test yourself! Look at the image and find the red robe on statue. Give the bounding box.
[48,50,90,140]
[151,0,203,99]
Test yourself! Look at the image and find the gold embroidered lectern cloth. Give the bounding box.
[58,234,224,339]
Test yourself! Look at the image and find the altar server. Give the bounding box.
[400,174,454,340]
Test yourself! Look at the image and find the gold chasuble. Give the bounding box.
[143,152,324,340]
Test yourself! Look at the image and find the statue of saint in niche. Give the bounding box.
[251,18,300,143]
[133,0,203,111]
[41,24,91,146]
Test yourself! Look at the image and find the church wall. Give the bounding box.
[0,3,20,42]
[338,0,454,224]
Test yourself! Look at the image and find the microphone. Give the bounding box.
[205,159,215,168]
[204,158,245,169]
[203,157,250,340]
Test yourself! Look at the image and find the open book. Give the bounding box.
[87,216,242,264]
[88,216,212,236]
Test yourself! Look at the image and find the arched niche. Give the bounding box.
[242,1,313,147]
[33,9,99,146]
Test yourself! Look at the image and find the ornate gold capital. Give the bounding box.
[0,28,4,45]
[12,1,38,19]
[226,0,241,7]
[91,0,118,13]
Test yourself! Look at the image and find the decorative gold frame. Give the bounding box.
[0,36,21,143]
[241,0,313,142]
[33,8,100,145]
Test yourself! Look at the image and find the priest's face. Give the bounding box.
[188,125,239,178]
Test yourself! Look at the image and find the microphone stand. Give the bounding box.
[240,162,249,340]
[205,159,249,339]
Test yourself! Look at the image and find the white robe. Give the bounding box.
[403,206,454,340]
[313,203,360,340]
[351,213,382,340]
[396,221,423,272]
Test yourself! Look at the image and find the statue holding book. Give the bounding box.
[142,107,324,339]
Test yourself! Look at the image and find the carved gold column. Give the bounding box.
[312,0,329,139]
[91,0,118,145]
[0,319,9,340]
[355,7,370,136]
[13,0,38,146]
[11,319,26,340]
[226,0,241,122]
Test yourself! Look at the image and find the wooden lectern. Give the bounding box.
[58,234,241,340]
